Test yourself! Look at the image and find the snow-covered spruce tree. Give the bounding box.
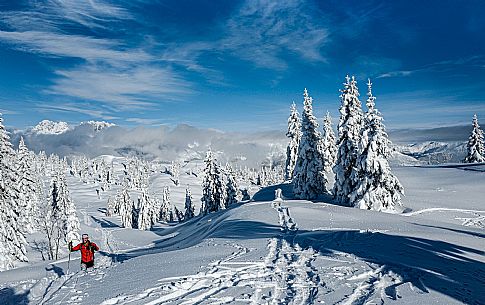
[292,89,328,200]
[241,188,251,201]
[106,195,116,216]
[200,150,225,215]
[173,206,184,222]
[38,189,61,260]
[151,197,161,224]
[16,136,39,233]
[349,79,404,212]
[48,176,63,259]
[285,102,301,180]
[464,114,485,163]
[0,114,28,270]
[131,201,139,229]
[170,161,180,186]
[184,187,195,220]
[159,186,171,222]
[137,188,153,230]
[333,76,364,206]
[321,112,337,173]
[56,172,80,244]
[119,186,133,228]
[225,165,239,208]
[49,172,80,255]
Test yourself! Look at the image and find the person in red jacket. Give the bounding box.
[69,234,99,270]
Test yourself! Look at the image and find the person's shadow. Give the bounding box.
[45,264,65,277]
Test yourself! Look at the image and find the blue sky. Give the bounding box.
[0,0,484,131]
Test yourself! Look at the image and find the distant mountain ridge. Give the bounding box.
[7,120,472,166]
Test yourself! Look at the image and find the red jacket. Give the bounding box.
[71,241,99,263]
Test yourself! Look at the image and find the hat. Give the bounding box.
[82,234,89,239]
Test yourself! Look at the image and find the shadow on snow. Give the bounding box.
[99,204,484,304]
[0,287,30,305]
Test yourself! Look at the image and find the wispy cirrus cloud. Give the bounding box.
[47,65,190,109]
[0,0,192,113]
[37,102,119,120]
[0,0,131,31]
[0,30,151,63]
[221,0,328,69]
[158,0,330,72]
[378,55,485,78]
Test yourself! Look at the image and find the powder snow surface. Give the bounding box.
[0,161,484,305]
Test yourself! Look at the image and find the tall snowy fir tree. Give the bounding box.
[159,186,171,222]
[137,187,153,230]
[16,136,39,233]
[321,112,337,173]
[48,172,80,256]
[119,186,133,228]
[184,187,195,220]
[0,114,28,270]
[464,114,485,163]
[285,102,301,181]
[224,165,239,208]
[349,79,404,212]
[56,173,81,244]
[292,89,328,200]
[201,150,224,215]
[333,76,364,206]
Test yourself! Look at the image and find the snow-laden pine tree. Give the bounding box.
[119,186,133,228]
[49,172,80,249]
[333,76,364,205]
[48,176,63,259]
[464,114,485,163]
[16,137,39,233]
[0,114,28,270]
[106,196,116,216]
[131,201,139,229]
[159,186,171,222]
[225,165,239,208]
[184,187,195,220]
[57,172,80,244]
[151,197,161,224]
[137,187,153,230]
[321,112,337,173]
[201,150,225,215]
[349,79,404,212]
[292,89,328,200]
[173,206,184,222]
[285,102,301,180]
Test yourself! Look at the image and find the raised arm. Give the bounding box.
[71,243,82,251]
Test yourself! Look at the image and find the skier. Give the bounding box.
[69,233,100,271]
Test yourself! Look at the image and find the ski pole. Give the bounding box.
[67,242,71,275]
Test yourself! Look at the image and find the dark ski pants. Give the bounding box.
[81,260,94,271]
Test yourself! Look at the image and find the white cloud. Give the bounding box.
[377,55,485,78]
[37,103,119,120]
[0,30,151,63]
[221,0,328,69]
[46,64,191,108]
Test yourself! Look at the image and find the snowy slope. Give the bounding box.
[0,162,484,305]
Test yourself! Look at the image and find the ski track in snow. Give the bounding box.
[29,201,432,304]
[100,200,322,305]
[100,200,427,305]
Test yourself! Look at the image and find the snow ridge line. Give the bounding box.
[402,207,485,217]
